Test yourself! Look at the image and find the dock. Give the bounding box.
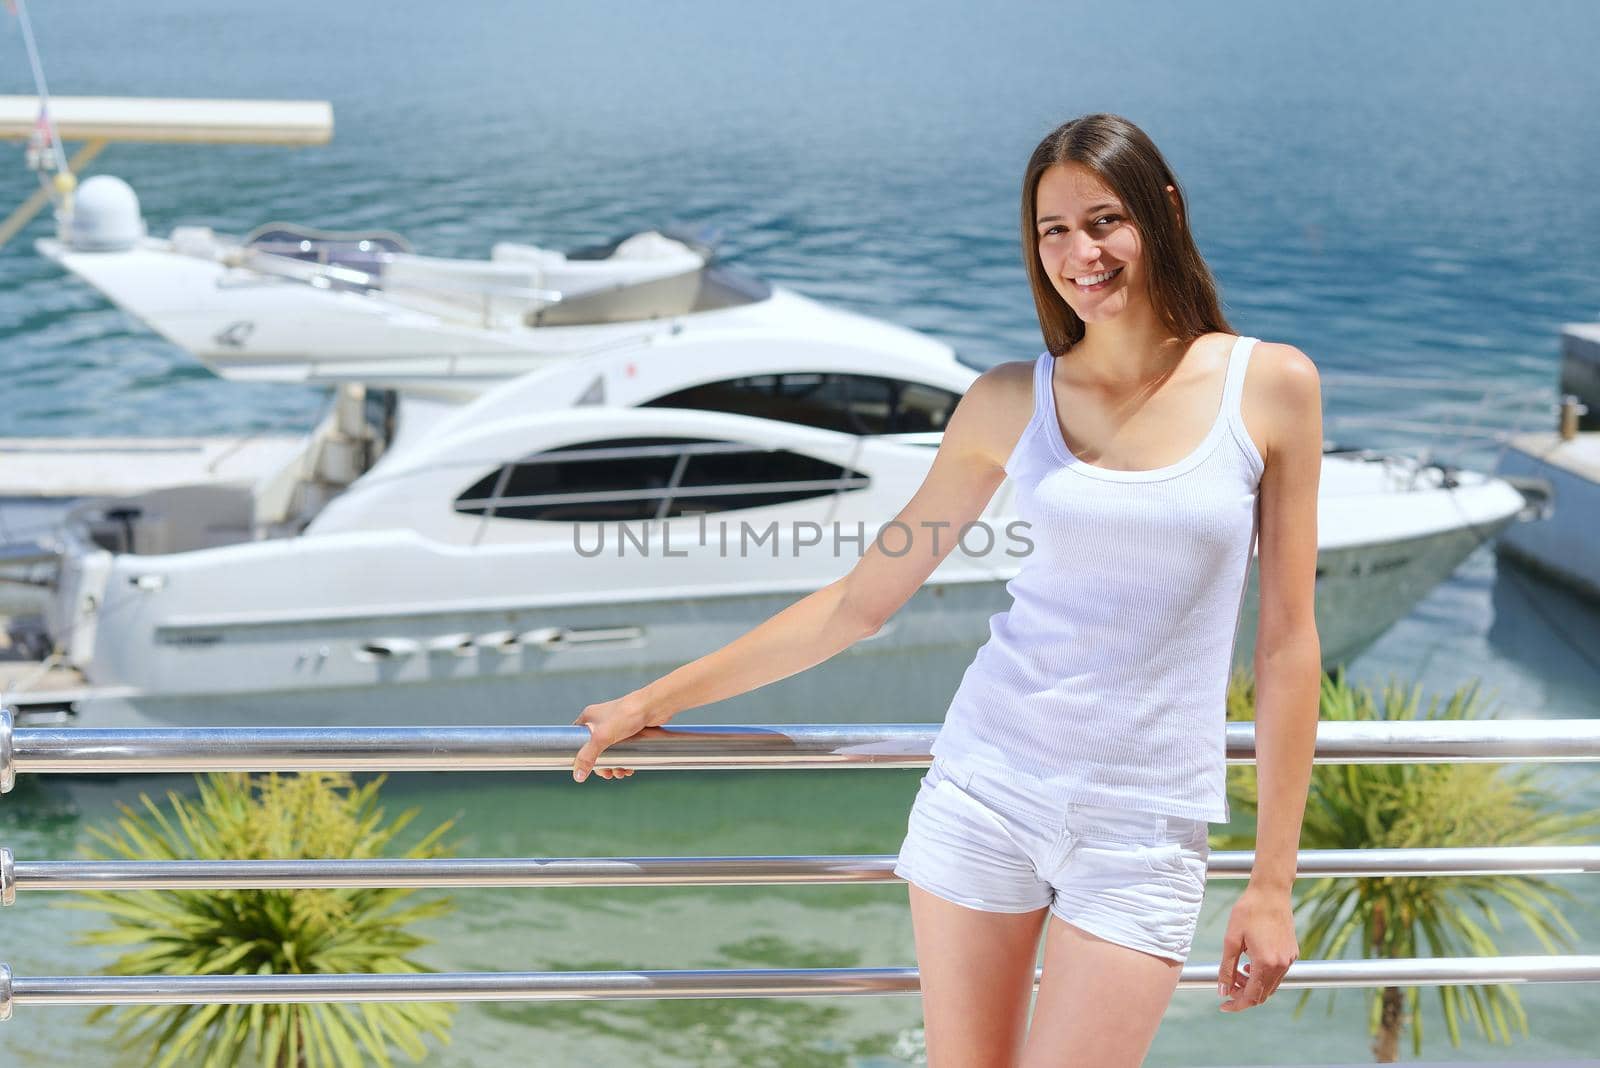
[1494,323,1600,600]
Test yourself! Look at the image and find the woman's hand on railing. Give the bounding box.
[571,693,652,782]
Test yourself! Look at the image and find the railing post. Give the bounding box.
[1,707,13,794]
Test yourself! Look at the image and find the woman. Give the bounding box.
[572,113,1321,1066]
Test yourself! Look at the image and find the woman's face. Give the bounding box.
[1033,161,1147,325]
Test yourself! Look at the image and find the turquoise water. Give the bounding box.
[3,0,1600,1062]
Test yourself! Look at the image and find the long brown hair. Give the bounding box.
[1021,114,1232,356]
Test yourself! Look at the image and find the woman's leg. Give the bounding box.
[909,883,1049,1067]
[1018,915,1184,1068]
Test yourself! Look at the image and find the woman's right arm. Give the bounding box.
[571,361,1029,781]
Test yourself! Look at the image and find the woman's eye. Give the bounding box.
[1039,217,1117,238]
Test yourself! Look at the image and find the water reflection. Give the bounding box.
[1489,553,1600,708]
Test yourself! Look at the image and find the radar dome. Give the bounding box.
[69,175,146,252]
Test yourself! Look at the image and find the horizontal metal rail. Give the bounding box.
[4,846,1597,901]
[3,713,1599,792]
[4,957,1598,1018]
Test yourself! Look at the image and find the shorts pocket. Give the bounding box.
[920,758,955,792]
[1139,839,1209,896]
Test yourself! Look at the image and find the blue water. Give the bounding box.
[3,1,1600,1063]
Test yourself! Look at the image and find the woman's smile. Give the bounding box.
[1071,265,1123,292]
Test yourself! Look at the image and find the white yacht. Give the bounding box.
[10,95,817,401]
[5,333,992,727]
[2,327,1532,729]
[40,173,876,401]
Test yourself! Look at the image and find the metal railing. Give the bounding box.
[5,957,1600,1019]
[5,846,1597,903]
[6,716,1600,788]
[2,709,1598,1022]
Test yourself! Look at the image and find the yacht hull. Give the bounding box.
[17,579,1007,727]
[10,511,1519,730]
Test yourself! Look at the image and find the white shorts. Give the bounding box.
[893,755,1211,964]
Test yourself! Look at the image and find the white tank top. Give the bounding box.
[931,335,1264,823]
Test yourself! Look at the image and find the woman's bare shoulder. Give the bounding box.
[1247,342,1319,409]
[1250,340,1317,378]
[949,357,1041,468]
[968,356,1039,409]
[1243,341,1321,460]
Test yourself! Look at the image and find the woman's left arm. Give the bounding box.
[1218,342,1323,1013]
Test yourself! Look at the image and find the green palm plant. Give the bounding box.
[1217,667,1600,1062]
[62,771,459,1068]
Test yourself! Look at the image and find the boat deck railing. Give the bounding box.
[1,710,1598,1024]
[1319,372,1561,468]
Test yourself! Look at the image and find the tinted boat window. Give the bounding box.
[641,373,958,434]
[897,382,955,431]
[454,437,868,523]
[670,446,866,514]
[455,437,686,522]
